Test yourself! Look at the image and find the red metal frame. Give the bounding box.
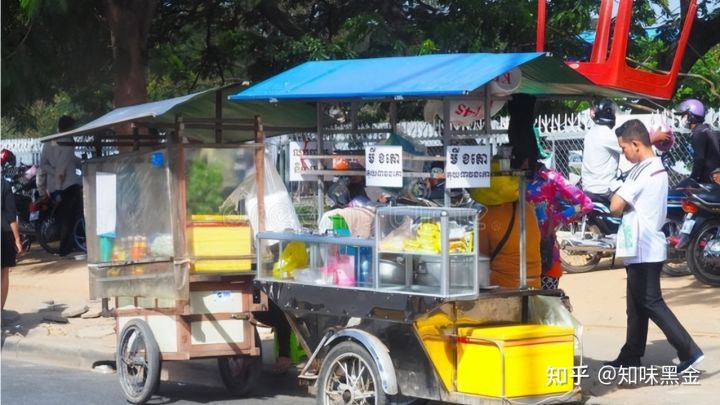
[536,0,698,100]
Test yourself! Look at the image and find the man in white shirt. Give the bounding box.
[39,116,83,256]
[581,98,621,203]
[605,119,703,374]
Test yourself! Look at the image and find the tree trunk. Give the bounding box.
[105,0,159,148]
[106,0,158,108]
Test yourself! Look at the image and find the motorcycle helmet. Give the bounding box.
[649,122,675,152]
[1,149,16,168]
[591,98,617,128]
[674,98,705,125]
[347,195,371,208]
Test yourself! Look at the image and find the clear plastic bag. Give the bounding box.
[221,155,301,235]
[528,294,584,356]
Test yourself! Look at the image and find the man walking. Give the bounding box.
[606,119,703,374]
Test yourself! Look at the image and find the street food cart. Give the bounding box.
[39,85,319,404]
[225,52,641,404]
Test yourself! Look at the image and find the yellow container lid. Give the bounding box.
[190,214,249,223]
[458,324,573,341]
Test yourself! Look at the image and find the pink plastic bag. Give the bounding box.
[325,254,355,287]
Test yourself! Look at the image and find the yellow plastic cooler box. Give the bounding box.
[188,214,252,272]
[456,324,574,398]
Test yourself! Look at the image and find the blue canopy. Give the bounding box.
[229,52,631,101]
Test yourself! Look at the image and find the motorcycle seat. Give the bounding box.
[693,190,720,206]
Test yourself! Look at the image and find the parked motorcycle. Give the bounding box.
[558,192,686,274]
[29,193,86,255]
[672,183,720,286]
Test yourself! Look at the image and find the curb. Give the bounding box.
[2,334,115,370]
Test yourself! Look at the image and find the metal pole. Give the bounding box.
[215,89,223,143]
[443,99,451,207]
[519,175,527,289]
[316,103,325,220]
[255,115,266,233]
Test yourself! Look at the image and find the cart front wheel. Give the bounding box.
[117,319,161,404]
[218,330,263,397]
[318,341,386,405]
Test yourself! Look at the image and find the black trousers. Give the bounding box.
[619,262,700,362]
[57,184,82,255]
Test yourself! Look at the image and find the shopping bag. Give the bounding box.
[616,214,639,257]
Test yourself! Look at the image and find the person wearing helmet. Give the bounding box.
[674,98,720,184]
[581,98,623,202]
[1,149,16,169]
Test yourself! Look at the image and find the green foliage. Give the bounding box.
[674,45,720,108]
[186,159,224,215]
[2,0,719,136]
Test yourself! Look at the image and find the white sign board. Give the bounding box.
[95,172,117,235]
[365,145,403,188]
[289,141,318,181]
[445,145,492,188]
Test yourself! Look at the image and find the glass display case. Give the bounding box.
[256,207,486,298]
[375,207,483,296]
[84,145,258,301]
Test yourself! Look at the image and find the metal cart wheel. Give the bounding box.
[217,330,263,397]
[117,319,161,404]
[317,341,386,405]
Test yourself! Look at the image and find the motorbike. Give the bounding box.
[558,190,686,274]
[29,192,87,255]
[672,182,720,286]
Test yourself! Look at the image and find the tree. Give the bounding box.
[106,0,159,109]
[2,0,718,137]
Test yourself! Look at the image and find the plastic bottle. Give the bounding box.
[131,236,141,261]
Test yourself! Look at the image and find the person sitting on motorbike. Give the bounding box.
[581,98,623,204]
[674,98,720,185]
[1,149,17,172]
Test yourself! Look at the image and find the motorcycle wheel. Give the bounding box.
[661,218,691,277]
[20,234,32,253]
[73,216,86,253]
[559,223,602,273]
[686,219,720,287]
[37,218,61,255]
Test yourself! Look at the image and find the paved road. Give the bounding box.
[1,358,315,405]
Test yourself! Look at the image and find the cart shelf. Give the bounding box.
[92,256,173,269]
[95,272,175,283]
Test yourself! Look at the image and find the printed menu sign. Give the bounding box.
[365,145,403,188]
[289,141,318,181]
[445,145,491,188]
